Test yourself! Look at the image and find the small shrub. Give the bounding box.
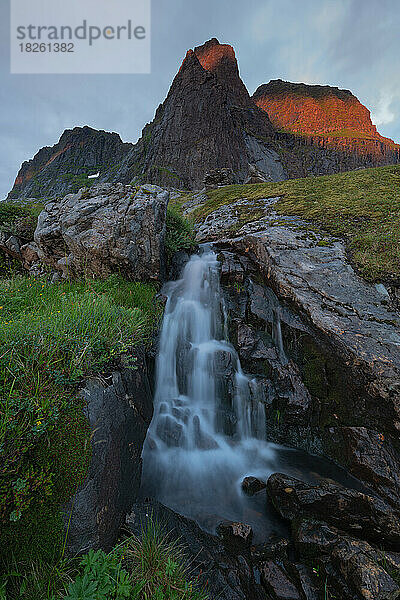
[65,549,131,600]
[165,207,196,262]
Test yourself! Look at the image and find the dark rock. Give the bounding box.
[9,125,133,200]
[293,519,400,600]
[126,499,267,600]
[228,230,400,443]
[168,249,191,280]
[63,349,153,554]
[251,538,290,563]
[155,415,185,447]
[259,561,300,599]
[216,520,253,553]
[284,563,321,600]
[242,476,267,496]
[323,426,400,508]
[331,537,400,600]
[34,183,169,280]
[293,518,342,558]
[192,415,219,450]
[204,168,235,189]
[267,473,400,547]
[111,38,287,190]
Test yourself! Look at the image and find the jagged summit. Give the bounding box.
[8,40,400,198]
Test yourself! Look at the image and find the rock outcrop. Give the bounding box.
[64,349,153,554]
[253,79,400,165]
[34,183,169,280]
[267,473,400,548]
[8,126,133,201]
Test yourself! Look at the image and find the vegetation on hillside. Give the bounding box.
[165,206,196,262]
[192,164,400,281]
[3,517,208,599]
[0,274,163,598]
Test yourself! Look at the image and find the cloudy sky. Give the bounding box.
[1,0,399,198]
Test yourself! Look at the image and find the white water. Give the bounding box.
[141,250,279,535]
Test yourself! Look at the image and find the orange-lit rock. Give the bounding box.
[253,80,399,162]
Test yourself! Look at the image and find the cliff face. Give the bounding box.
[113,38,286,189]
[253,80,400,163]
[8,126,133,200]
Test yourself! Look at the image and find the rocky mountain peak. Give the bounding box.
[252,79,399,159]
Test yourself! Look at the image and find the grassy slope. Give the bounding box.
[0,275,162,597]
[192,164,400,281]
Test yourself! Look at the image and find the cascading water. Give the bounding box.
[141,250,280,538]
[141,249,368,540]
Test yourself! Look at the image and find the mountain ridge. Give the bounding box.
[7,39,400,200]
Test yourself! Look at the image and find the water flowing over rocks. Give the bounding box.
[34,183,169,280]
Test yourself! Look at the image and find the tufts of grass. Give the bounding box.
[191,164,400,281]
[2,517,209,600]
[125,517,208,600]
[165,206,196,262]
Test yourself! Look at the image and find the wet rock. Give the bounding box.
[323,426,400,508]
[293,519,400,600]
[284,563,321,600]
[192,415,219,450]
[219,250,246,285]
[34,183,169,280]
[126,499,267,600]
[216,520,253,553]
[242,476,266,496]
[156,415,185,447]
[331,537,400,600]
[168,249,191,280]
[259,561,300,599]
[228,230,400,446]
[63,349,153,554]
[251,538,290,563]
[267,473,400,547]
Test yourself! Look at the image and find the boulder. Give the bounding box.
[244,164,270,184]
[293,519,400,600]
[216,520,253,553]
[259,561,301,599]
[267,473,400,547]
[34,183,169,280]
[242,476,266,496]
[63,349,153,554]
[204,168,235,189]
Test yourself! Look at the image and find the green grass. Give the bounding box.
[0,274,162,582]
[2,518,208,600]
[191,164,400,281]
[165,206,196,263]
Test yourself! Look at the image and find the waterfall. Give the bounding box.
[141,250,277,535]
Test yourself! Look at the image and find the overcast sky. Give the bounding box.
[1,0,399,198]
